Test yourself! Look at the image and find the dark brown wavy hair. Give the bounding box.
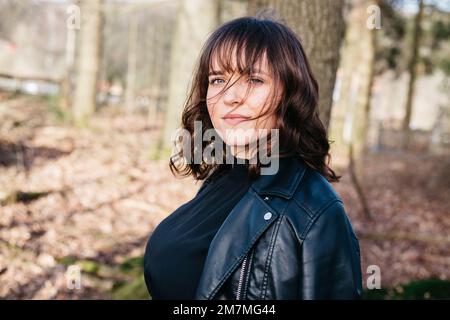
[169,16,340,183]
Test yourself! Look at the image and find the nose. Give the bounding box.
[223,79,245,107]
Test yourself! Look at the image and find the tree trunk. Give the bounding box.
[60,21,77,111]
[248,0,345,129]
[328,0,377,220]
[160,0,220,152]
[329,0,377,172]
[125,16,138,114]
[72,0,103,126]
[145,10,175,130]
[402,0,424,150]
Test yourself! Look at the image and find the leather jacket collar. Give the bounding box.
[251,156,307,199]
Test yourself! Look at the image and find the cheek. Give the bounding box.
[206,93,219,119]
[248,86,272,110]
[206,98,226,138]
[247,88,278,129]
[206,100,219,121]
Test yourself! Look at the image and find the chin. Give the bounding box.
[218,128,254,145]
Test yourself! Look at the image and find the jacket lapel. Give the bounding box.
[194,156,307,299]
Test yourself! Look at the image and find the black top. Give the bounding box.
[143,156,253,299]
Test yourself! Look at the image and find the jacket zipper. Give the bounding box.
[236,254,249,300]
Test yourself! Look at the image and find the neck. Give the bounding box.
[230,144,257,161]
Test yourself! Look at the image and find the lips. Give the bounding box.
[222,114,251,126]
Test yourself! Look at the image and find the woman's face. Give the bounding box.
[206,52,280,156]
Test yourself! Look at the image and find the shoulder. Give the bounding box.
[283,165,352,242]
[291,165,342,218]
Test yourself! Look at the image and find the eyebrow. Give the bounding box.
[208,69,269,76]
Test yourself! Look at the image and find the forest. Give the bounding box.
[0,0,449,299]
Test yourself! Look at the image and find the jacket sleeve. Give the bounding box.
[299,200,363,299]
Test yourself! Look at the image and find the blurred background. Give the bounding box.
[0,0,449,299]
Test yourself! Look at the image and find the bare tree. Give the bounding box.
[329,0,377,167]
[160,0,220,152]
[72,0,103,126]
[402,0,424,149]
[329,0,378,219]
[125,16,138,114]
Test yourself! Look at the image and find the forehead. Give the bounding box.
[209,46,270,74]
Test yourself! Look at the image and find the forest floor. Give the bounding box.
[0,94,449,299]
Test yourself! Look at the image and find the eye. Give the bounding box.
[209,78,225,85]
[249,77,263,84]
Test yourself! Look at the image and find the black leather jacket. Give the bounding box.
[194,156,363,300]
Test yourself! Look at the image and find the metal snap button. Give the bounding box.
[264,212,272,220]
[264,196,269,201]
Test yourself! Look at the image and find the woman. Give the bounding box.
[144,16,363,300]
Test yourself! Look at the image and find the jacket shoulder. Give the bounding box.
[291,166,342,217]
[284,166,344,241]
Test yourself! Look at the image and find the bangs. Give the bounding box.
[207,19,273,76]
